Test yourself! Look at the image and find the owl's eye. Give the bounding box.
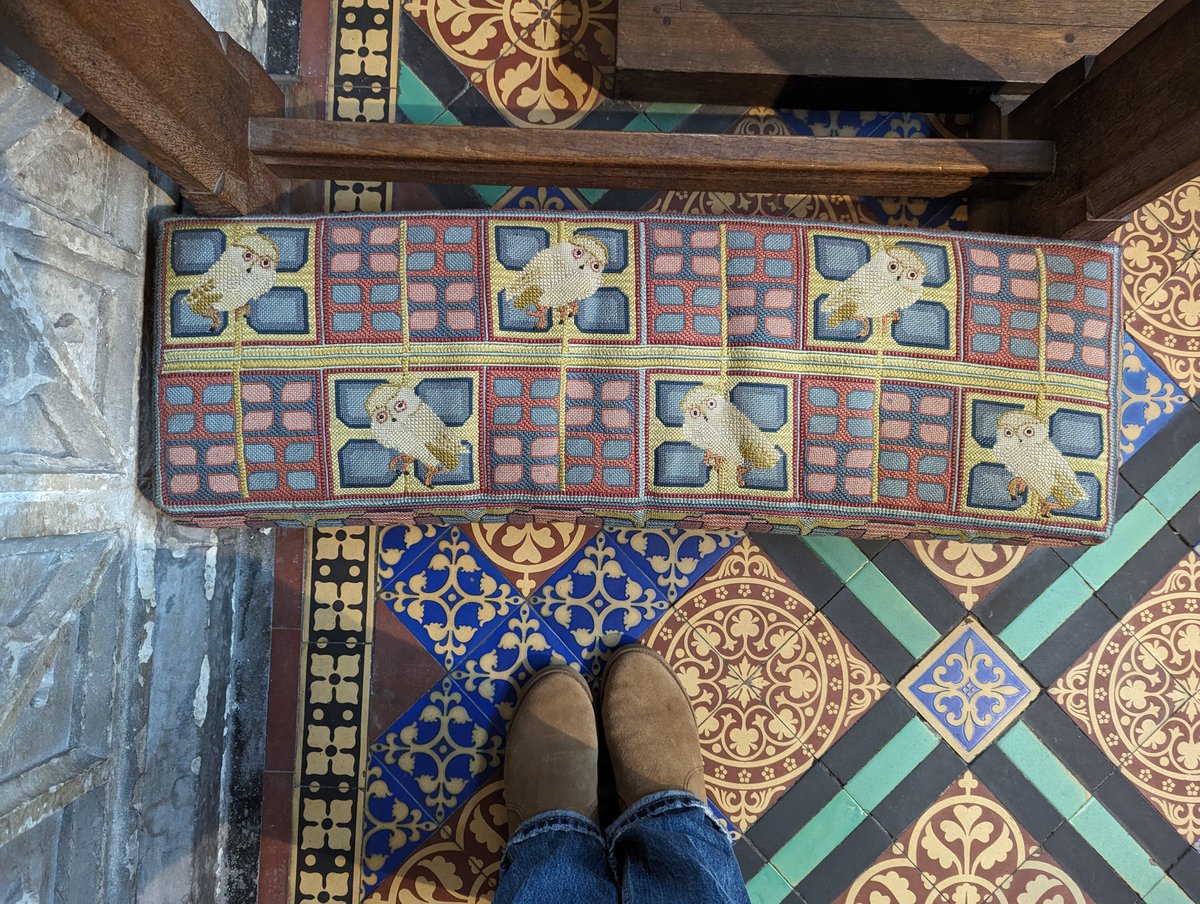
[1022,425,1036,438]
[374,410,387,423]
[1001,428,1013,438]
[887,260,899,273]
[242,250,254,263]
[689,407,701,418]
[906,270,917,281]
[590,260,602,272]
[572,247,584,259]
[705,397,717,410]
[393,399,406,412]
[259,257,273,269]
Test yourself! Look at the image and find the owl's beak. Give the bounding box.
[578,262,588,270]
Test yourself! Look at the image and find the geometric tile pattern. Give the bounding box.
[833,772,1094,903]
[1051,550,1200,844]
[900,618,1037,761]
[258,2,1200,903]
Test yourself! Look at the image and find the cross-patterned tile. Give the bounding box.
[531,530,672,679]
[900,618,1037,761]
[370,675,506,827]
[377,525,524,669]
[832,771,1094,903]
[607,527,740,603]
[451,603,588,723]
[644,538,888,833]
[1051,550,1200,845]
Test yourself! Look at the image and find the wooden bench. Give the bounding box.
[2,0,1198,240]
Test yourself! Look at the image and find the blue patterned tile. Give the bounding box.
[533,531,672,679]
[375,523,453,593]
[608,527,740,603]
[1120,332,1189,462]
[360,753,439,896]
[776,109,935,139]
[899,618,1037,761]
[378,525,524,669]
[451,603,589,724]
[370,675,507,825]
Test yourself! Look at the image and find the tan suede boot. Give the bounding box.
[504,665,600,833]
[601,644,706,811]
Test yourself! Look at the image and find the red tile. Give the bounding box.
[265,627,302,772]
[272,528,308,630]
[257,771,296,904]
[367,598,447,744]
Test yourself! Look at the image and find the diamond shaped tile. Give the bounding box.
[370,675,506,826]
[451,603,588,723]
[378,525,524,669]
[832,771,1094,903]
[1051,550,1200,844]
[464,521,598,597]
[608,527,741,602]
[644,538,888,833]
[900,618,1037,761]
[532,531,671,678]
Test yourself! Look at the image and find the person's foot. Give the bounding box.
[504,666,599,833]
[601,645,705,811]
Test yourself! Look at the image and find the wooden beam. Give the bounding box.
[1008,0,1200,239]
[249,119,1055,198]
[615,0,1156,110]
[0,0,284,214]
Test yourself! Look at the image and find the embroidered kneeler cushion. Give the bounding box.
[151,212,1121,544]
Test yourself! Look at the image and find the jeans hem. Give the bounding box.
[507,809,606,849]
[605,789,721,849]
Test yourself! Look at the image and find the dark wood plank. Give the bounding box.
[0,0,284,214]
[616,0,1156,109]
[1008,0,1200,238]
[248,118,1055,198]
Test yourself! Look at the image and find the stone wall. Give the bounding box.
[0,8,274,900]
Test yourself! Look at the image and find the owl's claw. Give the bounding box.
[855,321,869,339]
[388,454,413,473]
[702,452,724,470]
[1007,477,1027,499]
[1037,500,1055,518]
[423,466,442,488]
[735,464,751,487]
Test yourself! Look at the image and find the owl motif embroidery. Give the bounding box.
[507,234,608,328]
[823,245,928,339]
[364,384,461,487]
[993,410,1086,518]
[680,386,780,487]
[185,231,280,331]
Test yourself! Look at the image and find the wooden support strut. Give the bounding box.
[0,0,285,215]
[248,118,1055,199]
[1007,0,1200,239]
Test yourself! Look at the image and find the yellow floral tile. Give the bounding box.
[644,538,888,831]
[1051,551,1200,844]
[834,772,1093,903]
[905,539,1028,609]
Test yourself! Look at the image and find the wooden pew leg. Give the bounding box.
[1008,0,1200,239]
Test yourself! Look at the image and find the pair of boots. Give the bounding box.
[505,645,706,831]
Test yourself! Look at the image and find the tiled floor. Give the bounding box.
[258,2,1200,902]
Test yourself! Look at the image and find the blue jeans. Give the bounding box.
[495,790,751,904]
